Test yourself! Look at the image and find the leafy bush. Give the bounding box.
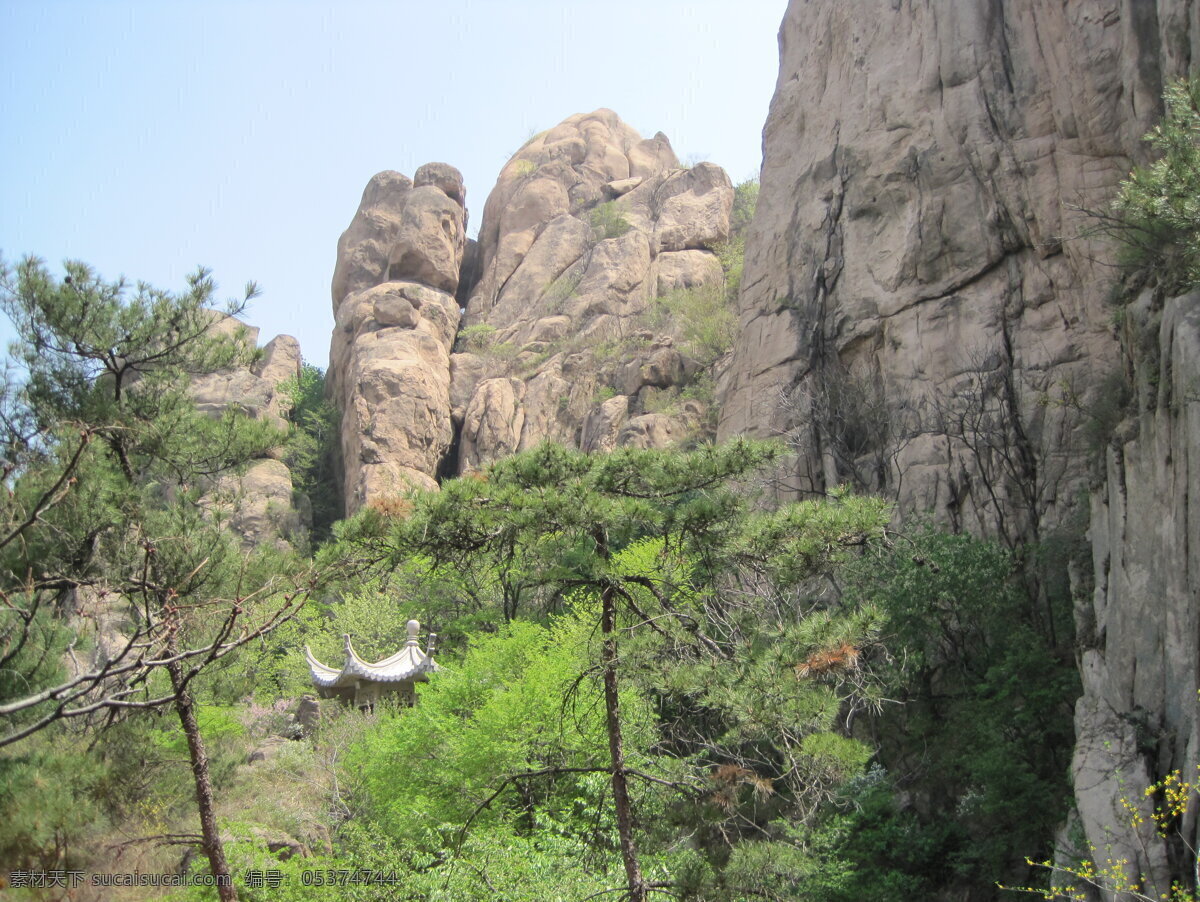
[729,178,759,235]
[651,283,736,364]
[0,737,107,870]
[588,201,632,240]
[455,322,498,352]
[453,322,516,359]
[343,613,648,897]
[1112,76,1200,291]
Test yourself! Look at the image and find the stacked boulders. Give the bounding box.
[327,164,468,511]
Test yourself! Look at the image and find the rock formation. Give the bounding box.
[454,108,734,472]
[327,164,466,510]
[191,315,306,547]
[718,0,1199,889]
[327,111,736,508]
[1074,286,1200,894]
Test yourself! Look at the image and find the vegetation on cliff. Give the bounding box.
[1112,75,1200,293]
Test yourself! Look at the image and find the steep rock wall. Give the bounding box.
[1075,288,1200,895]
[721,0,1192,525]
[720,0,1198,888]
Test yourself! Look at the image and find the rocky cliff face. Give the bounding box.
[328,110,735,511]
[1075,287,1200,894]
[720,0,1198,889]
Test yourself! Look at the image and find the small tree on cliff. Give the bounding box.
[334,440,891,901]
[0,257,316,899]
[1112,74,1200,291]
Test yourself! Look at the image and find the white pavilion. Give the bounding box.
[304,619,439,709]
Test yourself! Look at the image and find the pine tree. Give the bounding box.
[0,256,316,899]
[334,441,892,899]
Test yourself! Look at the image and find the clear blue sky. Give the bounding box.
[1,0,784,368]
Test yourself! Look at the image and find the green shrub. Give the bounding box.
[0,736,107,870]
[839,529,1079,892]
[279,362,340,542]
[651,283,736,364]
[588,201,631,240]
[454,322,517,361]
[729,178,759,236]
[1111,75,1200,292]
[455,322,499,352]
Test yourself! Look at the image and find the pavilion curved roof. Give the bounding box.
[304,620,439,689]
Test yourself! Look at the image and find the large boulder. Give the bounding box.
[652,163,733,253]
[388,183,467,293]
[458,378,526,473]
[211,458,302,548]
[330,171,412,310]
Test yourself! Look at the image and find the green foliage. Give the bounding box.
[0,257,321,890]
[714,178,758,299]
[0,600,71,733]
[839,529,1079,893]
[279,362,340,542]
[351,615,642,844]
[175,820,621,902]
[0,258,306,735]
[729,178,759,236]
[588,201,632,240]
[1112,76,1200,291]
[0,736,107,870]
[150,703,245,757]
[454,322,498,352]
[651,283,737,365]
[328,442,894,897]
[820,768,958,902]
[190,616,653,901]
[453,322,516,359]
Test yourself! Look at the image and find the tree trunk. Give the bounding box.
[601,583,647,902]
[167,647,238,901]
